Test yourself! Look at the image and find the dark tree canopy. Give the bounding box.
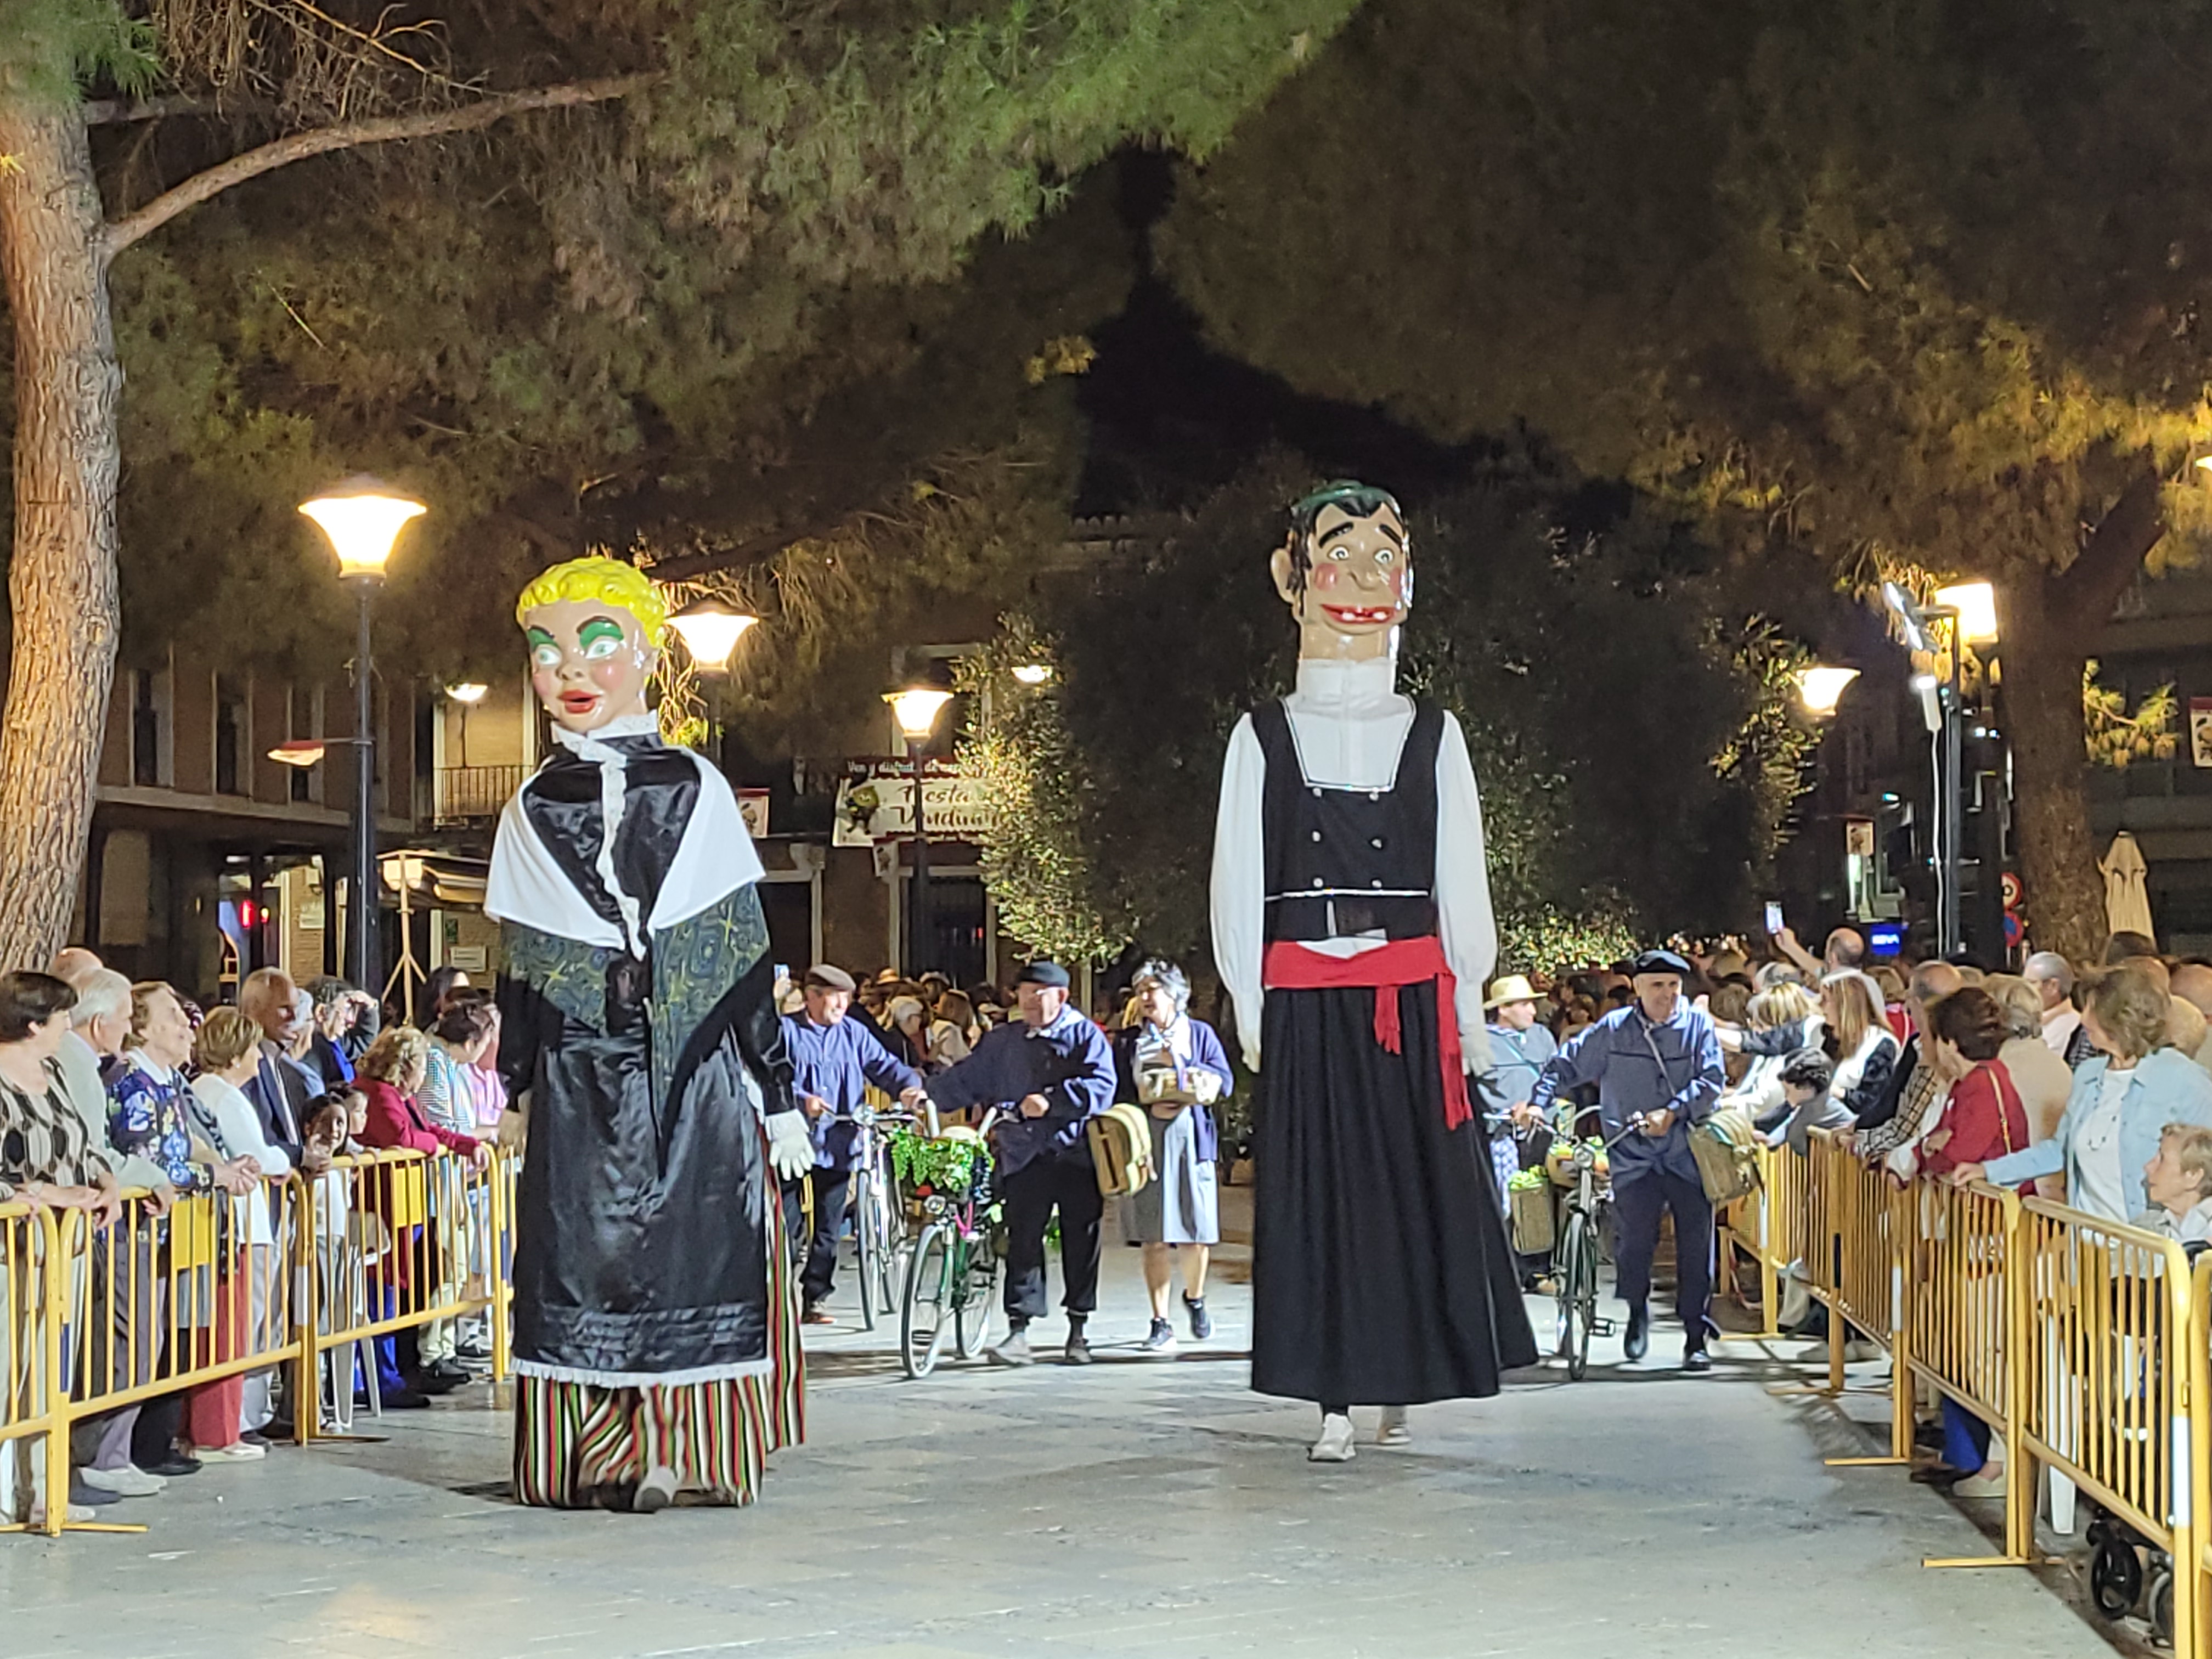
[1155,0,2212,953]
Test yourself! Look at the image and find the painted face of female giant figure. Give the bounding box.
[1267,481,1412,663]
[514,556,667,735]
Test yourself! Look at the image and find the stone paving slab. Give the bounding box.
[0,1197,2139,1659]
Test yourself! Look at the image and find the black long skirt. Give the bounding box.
[1252,982,1538,1405]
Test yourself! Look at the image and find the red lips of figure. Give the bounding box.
[560,691,600,715]
[1321,604,1397,625]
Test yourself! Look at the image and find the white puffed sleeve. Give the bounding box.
[1434,715,1498,1071]
[1209,714,1269,1070]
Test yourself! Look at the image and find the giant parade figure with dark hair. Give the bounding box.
[486,556,815,1513]
[1210,482,1536,1462]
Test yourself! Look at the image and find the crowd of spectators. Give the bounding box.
[1499,921,2212,1497]
[0,952,505,1526]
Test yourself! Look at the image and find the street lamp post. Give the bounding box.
[667,596,759,769]
[300,481,425,991]
[883,686,955,974]
[1882,580,2000,958]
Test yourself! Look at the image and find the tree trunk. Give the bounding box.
[0,104,123,969]
[2002,579,2107,962]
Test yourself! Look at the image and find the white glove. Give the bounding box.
[764,1110,815,1181]
[1460,1024,1494,1076]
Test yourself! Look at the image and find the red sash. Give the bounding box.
[1261,936,1472,1130]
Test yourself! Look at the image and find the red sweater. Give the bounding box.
[357,1079,481,1159]
[1917,1060,2027,1180]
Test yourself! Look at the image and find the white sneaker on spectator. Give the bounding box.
[193,1442,266,1463]
[1376,1406,1411,1447]
[1308,1413,1356,1463]
[27,1502,94,1526]
[79,1464,165,1497]
[1952,1466,2007,1499]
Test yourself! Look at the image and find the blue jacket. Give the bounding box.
[1532,1000,1725,1186]
[1480,1022,1559,1121]
[782,1012,923,1171]
[1111,1018,1234,1164]
[1984,1046,2212,1221]
[926,1006,1116,1179]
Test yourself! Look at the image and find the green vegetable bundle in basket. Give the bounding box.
[889,1125,992,1221]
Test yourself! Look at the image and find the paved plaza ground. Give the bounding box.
[1,1194,2144,1659]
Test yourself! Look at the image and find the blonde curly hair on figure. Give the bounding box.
[513,555,670,645]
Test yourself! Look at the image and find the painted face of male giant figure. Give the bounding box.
[1268,481,1412,663]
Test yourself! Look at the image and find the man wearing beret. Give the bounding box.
[1531,948,1726,1372]
[781,964,930,1324]
[922,961,1116,1365]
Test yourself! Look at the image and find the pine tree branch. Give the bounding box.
[101,73,656,258]
[2050,467,2166,630]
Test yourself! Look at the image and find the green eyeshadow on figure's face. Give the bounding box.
[578,616,627,658]
[527,626,560,668]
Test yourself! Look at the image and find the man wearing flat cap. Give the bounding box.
[1531,947,1725,1370]
[781,964,930,1324]
[922,960,1116,1365]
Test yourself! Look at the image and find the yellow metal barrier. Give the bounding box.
[2189,1254,2212,1651]
[301,1148,509,1433]
[2015,1198,2197,1656]
[1901,1176,2033,1565]
[0,1146,517,1539]
[1718,1139,1790,1336]
[0,1199,70,1534]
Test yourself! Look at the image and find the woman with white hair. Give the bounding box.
[1115,959,1234,1354]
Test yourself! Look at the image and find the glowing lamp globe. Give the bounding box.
[1011,663,1053,686]
[667,596,760,674]
[1932,581,1999,645]
[445,682,489,705]
[1792,666,1860,718]
[884,686,955,742]
[300,481,426,581]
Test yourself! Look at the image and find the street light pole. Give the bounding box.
[882,684,956,977]
[907,733,930,976]
[300,478,425,994]
[350,575,377,991]
[1939,616,1963,958]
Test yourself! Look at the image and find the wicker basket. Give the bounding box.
[1509,1183,1556,1255]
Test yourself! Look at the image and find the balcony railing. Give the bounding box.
[433,764,526,825]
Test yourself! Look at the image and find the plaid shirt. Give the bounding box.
[0,1057,110,1201]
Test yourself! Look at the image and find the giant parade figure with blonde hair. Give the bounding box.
[486,555,815,1512]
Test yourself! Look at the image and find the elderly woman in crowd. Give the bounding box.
[1946,962,2212,1498]
[1115,959,1234,1355]
[0,971,125,1526]
[1915,988,2030,1184]
[188,1006,296,1438]
[1984,974,2075,1197]
[115,981,262,1470]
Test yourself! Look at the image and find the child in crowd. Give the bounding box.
[2135,1122,2212,1245]
[1769,1052,1853,1157]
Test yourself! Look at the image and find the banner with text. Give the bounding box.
[833,758,992,847]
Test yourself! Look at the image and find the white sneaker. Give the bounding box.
[78,1464,165,1497]
[1308,1413,1357,1463]
[1376,1406,1411,1448]
[27,1502,94,1526]
[1952,1466,2007,1499]
[192,1442,266,1463]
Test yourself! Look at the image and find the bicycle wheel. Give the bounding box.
[954,1236,996,1360]
[1568,1214,1598,1381]
[874,1149,910,1318]
[853,1170,878,1333]
[900,1222,955,1379]
[1554,1211,1587,1361]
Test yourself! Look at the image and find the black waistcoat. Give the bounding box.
[1254,698,1443,943]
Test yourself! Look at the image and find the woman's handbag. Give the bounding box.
[1086,1103,1156,1198]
